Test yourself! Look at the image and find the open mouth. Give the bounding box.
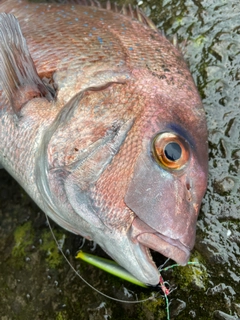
[130,217,190,269]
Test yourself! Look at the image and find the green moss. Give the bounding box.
[12,221,34,261]
[40,230,65,268]
[172,251,208,291]
[137,292,166,319]
[56,311,68,320]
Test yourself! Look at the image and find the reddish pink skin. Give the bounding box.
[0,0,208,285]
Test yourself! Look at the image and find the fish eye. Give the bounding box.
[152,132,190,170]
[164,142,182,161]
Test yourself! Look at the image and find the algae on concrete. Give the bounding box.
[11,221,34,268]
[40,230,65,268]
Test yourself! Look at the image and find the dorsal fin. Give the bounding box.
[47,0,159,32]
[119,4,158,32]
[0,13,55,115]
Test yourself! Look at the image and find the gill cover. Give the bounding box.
[35,82,134,235]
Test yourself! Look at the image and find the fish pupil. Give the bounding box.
[164,142,182,161]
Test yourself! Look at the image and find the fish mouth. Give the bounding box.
[130,217,190,273]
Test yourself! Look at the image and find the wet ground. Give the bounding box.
[0,0,240,319]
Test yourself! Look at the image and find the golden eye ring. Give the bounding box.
[152,132,190,170]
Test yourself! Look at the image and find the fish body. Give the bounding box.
[0,0,208,285]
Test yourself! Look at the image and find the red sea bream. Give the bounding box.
[0,0,208,285]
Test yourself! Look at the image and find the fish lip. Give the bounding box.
[131,217,190,266]
[137,233,190,266]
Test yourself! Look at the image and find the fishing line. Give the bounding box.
[44,213,160,304]
[45,213,202,319]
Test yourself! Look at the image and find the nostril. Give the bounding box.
[186,179,192,201]
[186,181,191,191]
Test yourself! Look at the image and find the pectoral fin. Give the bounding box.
[0,13,54,115]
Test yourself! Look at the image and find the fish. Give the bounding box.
[0,0,208,286]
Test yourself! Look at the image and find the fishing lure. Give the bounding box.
[76,250,148,288]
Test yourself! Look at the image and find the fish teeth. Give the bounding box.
[145,246,155,263]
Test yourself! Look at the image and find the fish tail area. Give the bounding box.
[0,13,55,115]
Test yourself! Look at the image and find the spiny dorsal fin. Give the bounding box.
[49,0,159,32]
[119,4,158,32]
[0,13,55,115]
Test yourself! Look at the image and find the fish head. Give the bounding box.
[37,67,208,286]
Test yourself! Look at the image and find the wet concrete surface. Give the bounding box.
[0,0,240,319]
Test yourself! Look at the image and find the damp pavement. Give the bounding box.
[0,0,239,319]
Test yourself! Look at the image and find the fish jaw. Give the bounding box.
[93,225,161,286]
[130,217,190,266]
[85,215,190,286]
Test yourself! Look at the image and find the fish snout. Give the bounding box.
[125,168,199,260]
[130,217,191,266]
